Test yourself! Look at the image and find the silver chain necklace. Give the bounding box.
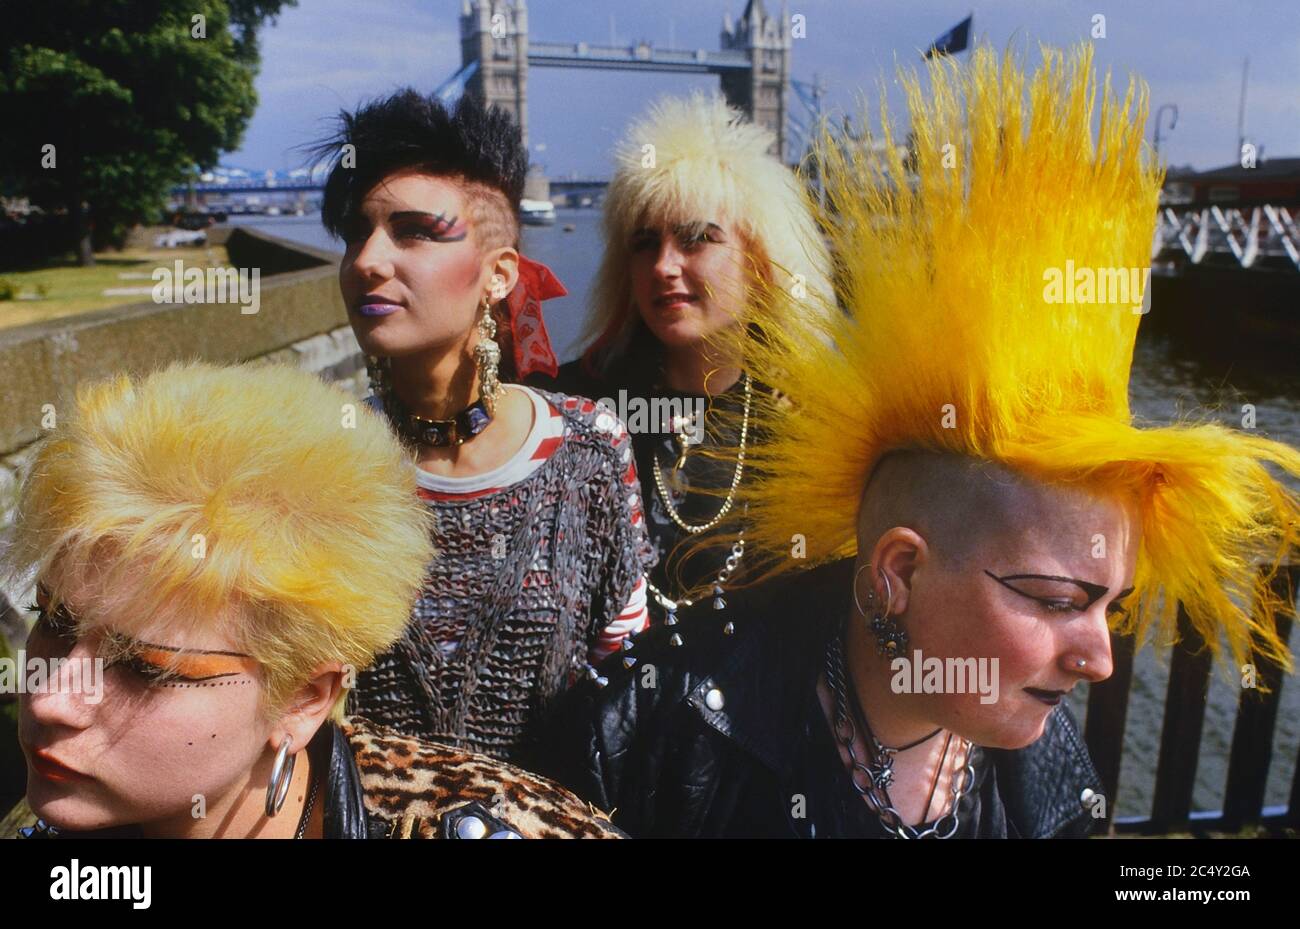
[645,526,745,618]
[824,631,976,839]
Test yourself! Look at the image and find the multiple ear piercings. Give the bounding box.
[854,563,908,658]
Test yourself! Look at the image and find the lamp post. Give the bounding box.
[1153,104,1178,161]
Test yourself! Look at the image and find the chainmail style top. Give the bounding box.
[348,389,655,762]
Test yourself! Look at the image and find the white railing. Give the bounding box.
[1155,205,1300,272]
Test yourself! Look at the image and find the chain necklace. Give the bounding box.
[650,372,751,535]
[645,525,745,619]
[645,373,751,621]
[294,773,320,840]
[824,630,976,839]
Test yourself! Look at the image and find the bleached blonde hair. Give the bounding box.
[580,92,833,373]
[3,361,435,717]
[724,43,1300,671]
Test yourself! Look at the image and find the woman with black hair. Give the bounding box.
[310,90,654,764]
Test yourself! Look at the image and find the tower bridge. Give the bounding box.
[456,0,793,160]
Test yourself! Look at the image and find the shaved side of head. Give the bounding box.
[856,451,1095,569]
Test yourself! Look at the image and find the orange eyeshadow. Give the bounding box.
[134,646,259,681]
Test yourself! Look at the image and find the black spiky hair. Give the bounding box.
[311,89,527,246]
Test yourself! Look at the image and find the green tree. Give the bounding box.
[0,0,295,265]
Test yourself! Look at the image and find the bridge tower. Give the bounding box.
[460,0,530,147]
[719,0,791,158]
[458,1,793,165]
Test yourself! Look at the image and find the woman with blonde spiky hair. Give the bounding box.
[1,362,621,839]
[543,44,1300,839]
[534,91,833,626]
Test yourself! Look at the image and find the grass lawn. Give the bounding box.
[0,243,231,331]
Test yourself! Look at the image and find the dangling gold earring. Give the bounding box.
[474,293,505,416]
[365,354,395,417]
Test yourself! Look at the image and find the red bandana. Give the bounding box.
[505,254,566,379]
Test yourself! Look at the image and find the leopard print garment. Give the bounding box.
[343,716,623,839]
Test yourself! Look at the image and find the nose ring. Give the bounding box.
[1076,659,1087,669]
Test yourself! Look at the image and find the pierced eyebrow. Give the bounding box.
[983,570,1111,606]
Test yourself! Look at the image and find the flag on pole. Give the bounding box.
[925,15,973,58]
[435,60,479,105]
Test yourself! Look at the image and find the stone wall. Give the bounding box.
[0,227,369,652]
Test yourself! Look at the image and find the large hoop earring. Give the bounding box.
[265,736,295,818]
[474,294,504,417]
[854,565,907,658]
[852,562,885,618]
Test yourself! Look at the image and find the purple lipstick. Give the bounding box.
[357,293,403,317]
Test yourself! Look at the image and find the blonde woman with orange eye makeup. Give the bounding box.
[1,362,621,840]
[18,581,314,838]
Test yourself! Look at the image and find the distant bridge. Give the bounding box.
[526,41,751,74]
[457,0,801,161]
[177,179,322,194]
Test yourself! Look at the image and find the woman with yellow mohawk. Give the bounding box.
[1,362,620,839]
[542,43,1300,839]
[534,92,832,625]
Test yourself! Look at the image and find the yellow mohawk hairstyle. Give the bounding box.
[732,43,1300,670]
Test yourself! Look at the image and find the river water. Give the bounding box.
[233,210,1300,822]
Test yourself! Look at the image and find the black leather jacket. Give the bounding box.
[539,559,1105,838]
[321,720,389,839]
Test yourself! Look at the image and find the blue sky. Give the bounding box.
[231,0,1300,176]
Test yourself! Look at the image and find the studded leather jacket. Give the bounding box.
[536,558,1105,839]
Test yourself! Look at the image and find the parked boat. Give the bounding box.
[519,198,557,226]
